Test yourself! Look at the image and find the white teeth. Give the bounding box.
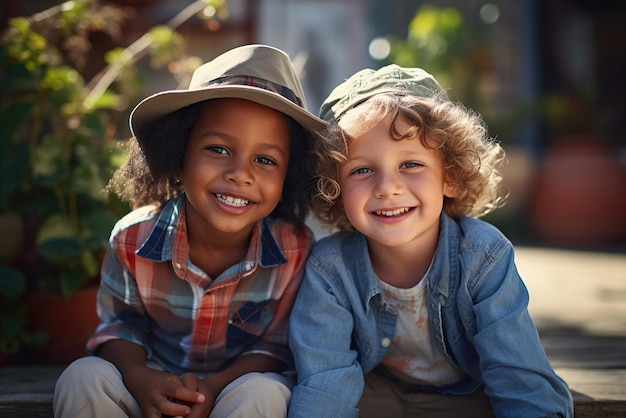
[374,208,410,217]
[215,193,249,207]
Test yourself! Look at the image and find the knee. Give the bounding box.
[241,372,293,398]
[235,372,292,400]
[55,356,117,392]
[212,372,292,417]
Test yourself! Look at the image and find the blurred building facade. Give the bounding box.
[2,0,625,249]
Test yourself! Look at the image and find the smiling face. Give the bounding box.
[338,113,455,251]
[181,98,290,240]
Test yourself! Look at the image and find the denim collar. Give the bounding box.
[356,213,458,311]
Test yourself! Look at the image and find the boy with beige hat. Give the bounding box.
[54,44,326,418]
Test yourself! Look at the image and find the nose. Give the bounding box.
[374,170,403,198]
[224,157,254,186]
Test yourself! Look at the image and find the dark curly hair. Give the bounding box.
[311,91,508,232]
[105,100,315,229]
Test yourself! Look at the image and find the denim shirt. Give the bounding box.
[288,214,573,418]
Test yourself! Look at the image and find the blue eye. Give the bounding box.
[351,167,372,175]
[401,161,422,169]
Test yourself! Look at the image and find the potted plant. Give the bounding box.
[528,93,626,248]
[0,0,214,364]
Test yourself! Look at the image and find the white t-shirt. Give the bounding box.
[378,277,466,386]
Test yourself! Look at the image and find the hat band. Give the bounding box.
[201,75,304,108]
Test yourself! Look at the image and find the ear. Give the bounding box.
[443,180,458,199]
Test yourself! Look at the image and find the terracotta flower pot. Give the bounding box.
[530,138,626,247]
[24,285,100,365]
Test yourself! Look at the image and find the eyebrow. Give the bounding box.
[196,130,289,158]
[257,143,288,158]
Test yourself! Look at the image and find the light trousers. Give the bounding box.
[53,356,293,418]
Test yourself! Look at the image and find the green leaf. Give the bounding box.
[0,266,26,299]
[37,237,82,264]
[0,141,29,196]
[41,66,82,98]
[36,214,76,243]
[0,306,27,336]
[80,208,118,249]
[79,249,100,280]
[20,330,49,348]
[32,136,70,184]
[104,47,132,66]
[89,90,125,110]
[36,214,82,264]
[59,268,86,297]
[72,160,106,200]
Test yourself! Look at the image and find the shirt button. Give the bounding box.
[381,338,391,348]
[174,262,182,269]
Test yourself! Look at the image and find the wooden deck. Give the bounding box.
[1,246,625,417]
[520,247,626,417]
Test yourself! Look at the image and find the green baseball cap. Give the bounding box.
[320,64,446,124]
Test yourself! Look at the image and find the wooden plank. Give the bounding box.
[0,403,53,418]
[555,368,626,401]
[573,401,626,418]
[0,366,625,416]
[0,366,61,396]
[0,366,60,418]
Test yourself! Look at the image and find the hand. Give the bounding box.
[123,365,205,418]
[183,374,221,418]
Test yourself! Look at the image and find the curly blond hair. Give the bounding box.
[311,91,507,231]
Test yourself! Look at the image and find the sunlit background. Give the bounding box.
[3,0,624,251]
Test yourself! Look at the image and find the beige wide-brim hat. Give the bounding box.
[130,44,327,143]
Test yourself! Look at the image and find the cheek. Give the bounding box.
[265,172,288,200]
[340,183,365,218]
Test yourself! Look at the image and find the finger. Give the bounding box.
[158,397,193,418]
[180,372,199,391]
[170,384,205,404]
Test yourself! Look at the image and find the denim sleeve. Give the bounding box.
[467,242,574,418]
[287,259,362,418]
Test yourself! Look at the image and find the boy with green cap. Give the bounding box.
[288,65,573,418]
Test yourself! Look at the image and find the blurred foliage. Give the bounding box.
[0,266,47,355]
[387,5,478,105]
[0,0,132,297]
[0,0,221,355]
[385,4,531,143]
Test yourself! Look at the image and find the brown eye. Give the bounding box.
[207,146,228,155]
[255,156,278,166]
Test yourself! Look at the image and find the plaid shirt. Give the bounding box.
[87,195,313,376]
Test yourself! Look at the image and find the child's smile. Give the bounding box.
[214,193,250,208]
[371,206,415,223]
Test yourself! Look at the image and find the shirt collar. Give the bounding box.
[136,194,286,267]
[356,213,457,311]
